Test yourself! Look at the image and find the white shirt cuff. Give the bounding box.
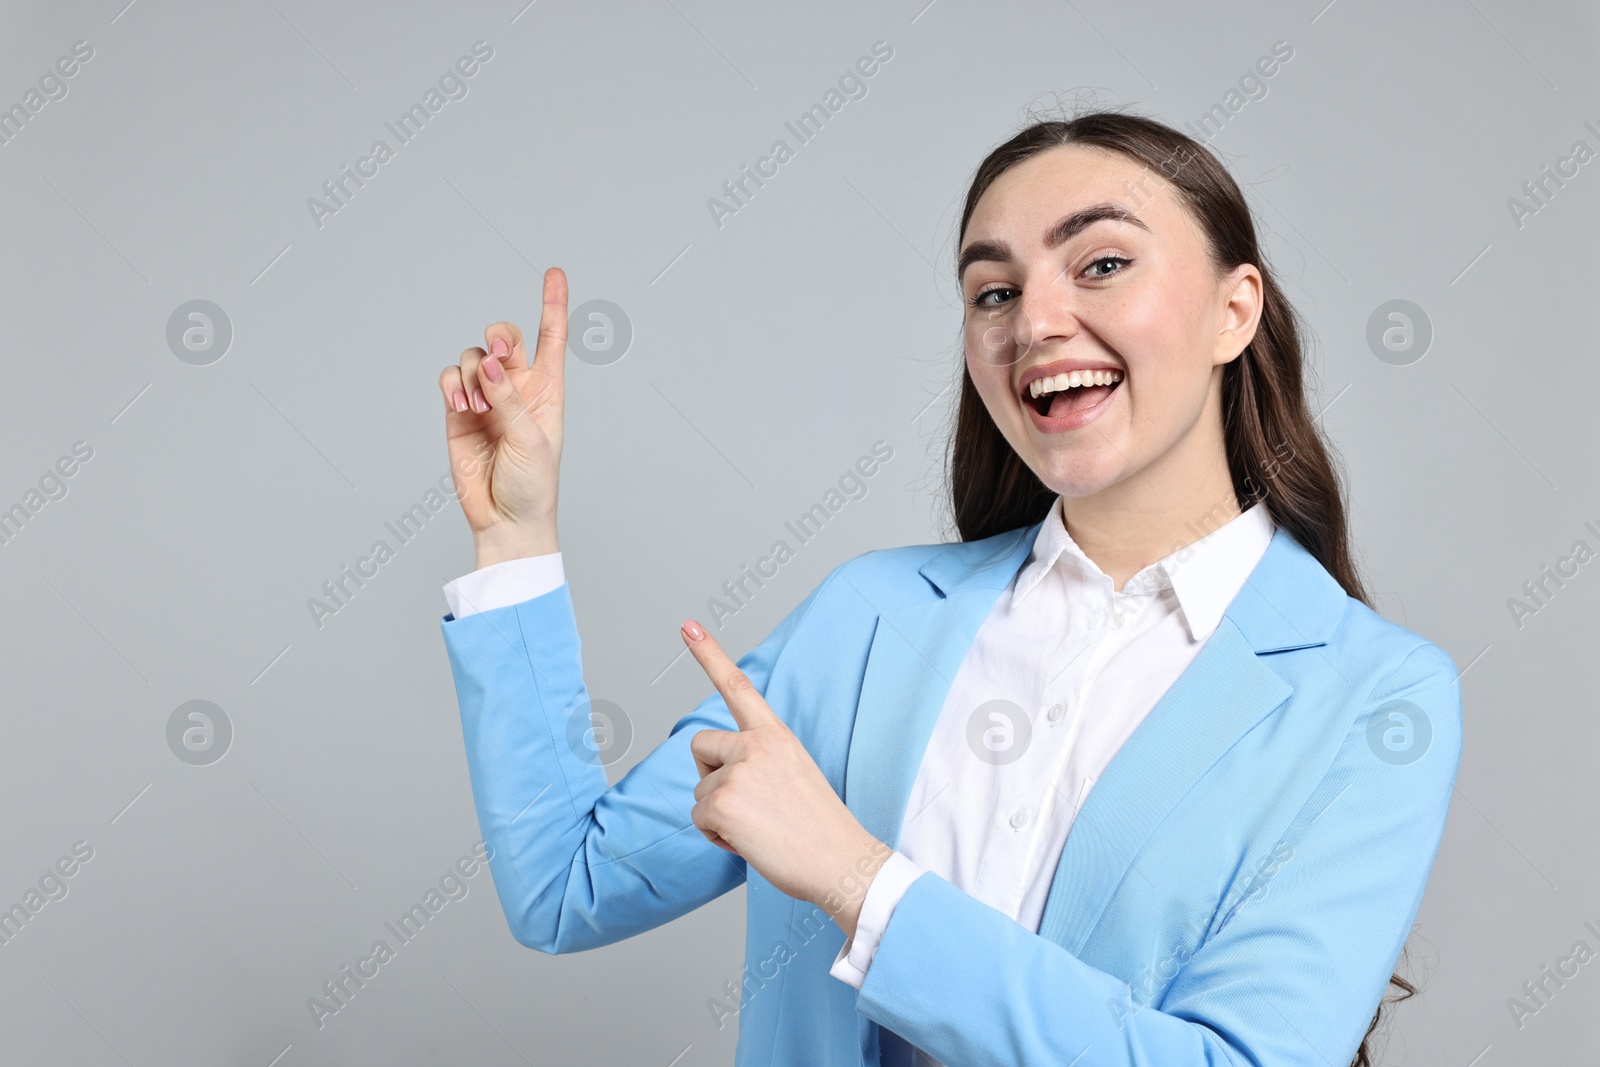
[828,850,925,989]
[443,552,565,619]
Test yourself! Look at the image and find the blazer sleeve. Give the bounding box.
[439,560,846,955]
[850,640,1464,1067]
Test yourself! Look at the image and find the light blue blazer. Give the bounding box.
[439,520,1463,1067]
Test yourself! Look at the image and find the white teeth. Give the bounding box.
[1028,370,1123,398]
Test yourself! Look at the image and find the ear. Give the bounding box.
[1214,262,1263,368]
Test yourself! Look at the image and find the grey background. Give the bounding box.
[1,0,1595,1063]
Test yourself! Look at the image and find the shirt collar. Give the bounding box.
[1010,496,1278,643]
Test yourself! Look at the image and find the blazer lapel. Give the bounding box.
[1035,525,1348,953]
[842,523,1038,850]
[1031,619,1290,952]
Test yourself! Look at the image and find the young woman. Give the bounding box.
[435,111,1462,1067]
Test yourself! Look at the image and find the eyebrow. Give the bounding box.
[958,202,1150,281]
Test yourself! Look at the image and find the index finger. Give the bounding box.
[529,266,568,384]
[680,619,774,732]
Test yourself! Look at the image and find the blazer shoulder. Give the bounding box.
[817,541,941,616]
[1316,596,1464,772]
[757,539,959,674]
[837,524,1035,603]
[1328,595,1460,697]
[839,539,940,583]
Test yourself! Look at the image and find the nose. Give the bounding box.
[1004,268,1079,363]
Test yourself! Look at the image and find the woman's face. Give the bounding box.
[959,144,1261,501]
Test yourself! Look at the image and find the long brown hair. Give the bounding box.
[942,108,1413,1067]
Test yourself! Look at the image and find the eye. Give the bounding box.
[1083,254,1131,278]
[968,285,1016,309]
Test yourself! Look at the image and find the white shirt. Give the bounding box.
[442,499,1276,1067]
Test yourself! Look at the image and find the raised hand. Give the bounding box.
[439,267,568,566]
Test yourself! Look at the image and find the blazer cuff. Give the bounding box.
[443,552,565,620]
[828,850,925,990]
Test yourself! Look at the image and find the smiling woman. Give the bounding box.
[434,108,1461,1067]
[940,112,1428,1067]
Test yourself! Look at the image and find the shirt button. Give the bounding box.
[1047,702,1065,724]
[1009,808,1029,829]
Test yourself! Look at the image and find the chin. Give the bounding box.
[1025,449,1128,499]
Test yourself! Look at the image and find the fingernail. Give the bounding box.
[473,388,488,412]
[491,337,508,357]
[482,355,503,384]
[452,389,468,412]
[681,619,705,641]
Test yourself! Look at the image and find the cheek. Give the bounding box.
[1102,283,1213,407]
[1103,287,1184,370]
[962,332,1008,400]
[964,316,1012,373]
[964,357,1006,415]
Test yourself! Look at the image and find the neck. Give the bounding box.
[1058,404,1241,592]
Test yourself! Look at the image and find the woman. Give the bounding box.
[435,111,1462,1067]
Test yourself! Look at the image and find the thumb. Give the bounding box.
[681,618,780,732]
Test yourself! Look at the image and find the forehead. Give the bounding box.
[964,143,1190,244]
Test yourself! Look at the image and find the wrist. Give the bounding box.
[473,522,559,568]
[815,830,892,941]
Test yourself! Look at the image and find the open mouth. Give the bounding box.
[1023,369,1123,419]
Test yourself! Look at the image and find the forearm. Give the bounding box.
[854,872,1242,1067]
[439,556,845,954]
[442,581,609,950]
